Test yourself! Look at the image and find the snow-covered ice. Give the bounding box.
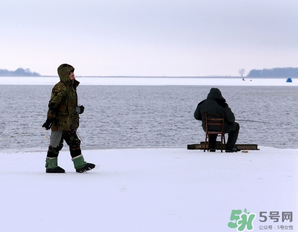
[0,147,297,232]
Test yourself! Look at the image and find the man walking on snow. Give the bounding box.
[42,63,95,173]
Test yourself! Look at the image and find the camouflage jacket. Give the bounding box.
[47,64,80,131]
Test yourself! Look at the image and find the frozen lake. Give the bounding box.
[1,81,298,151]
[1,77,297,232]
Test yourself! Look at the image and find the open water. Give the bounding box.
[1,85,298,151]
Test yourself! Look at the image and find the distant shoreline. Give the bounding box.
[0,68,40,77]
[1,75,296,79]
[0,76,296,86]
[2,67,298,78]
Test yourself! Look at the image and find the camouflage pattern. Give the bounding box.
[47,64,80,131]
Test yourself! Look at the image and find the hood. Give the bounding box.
[207,88,226,102]
[57,63,75,85]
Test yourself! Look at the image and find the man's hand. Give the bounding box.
[42,119,53,130]
[79,105,84,114]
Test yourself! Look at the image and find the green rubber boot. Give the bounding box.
[45,157,65,173]
[72,155,95,173]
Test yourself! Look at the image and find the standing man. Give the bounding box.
[42,63,95,173]
[194,88,240,152]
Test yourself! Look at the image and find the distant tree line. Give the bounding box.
[247,67,298,77]
[0,68,40,76]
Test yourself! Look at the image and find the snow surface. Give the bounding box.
[0,147,297,232]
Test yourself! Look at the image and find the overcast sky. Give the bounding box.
[1,0,298,76]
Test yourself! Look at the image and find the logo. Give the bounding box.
[228,209,294,231]
[228,209,256,231]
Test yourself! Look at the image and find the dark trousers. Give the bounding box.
[47,129,82,158]
[226,122,240,149]
[208,122,240,150]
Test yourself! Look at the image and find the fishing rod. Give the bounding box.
[237,119,270,124]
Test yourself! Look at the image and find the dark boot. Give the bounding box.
[45,157,65,173]
[208,134,217,152]
[72,155,95,173]
[225,147,241,153]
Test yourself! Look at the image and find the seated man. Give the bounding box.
[194,88,240,152]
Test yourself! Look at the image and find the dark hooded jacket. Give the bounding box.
[194,88,236,132]
[47,64,80,131]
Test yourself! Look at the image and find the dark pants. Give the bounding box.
[47,129,82,158]
[226,122,240,149]
[209,122,240,150]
